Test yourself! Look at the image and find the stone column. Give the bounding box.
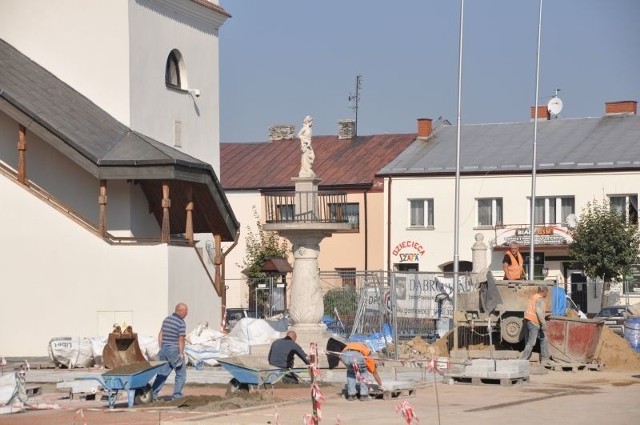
[472,233,488,272]
[287,233,325,328]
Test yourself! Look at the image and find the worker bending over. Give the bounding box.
[340,342,383,401]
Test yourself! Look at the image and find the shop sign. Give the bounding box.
[392,240,426,263]
[495,225,573,247]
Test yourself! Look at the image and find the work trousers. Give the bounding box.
[340,350,370,397]
[152,345,187,400]
[520,319,549,362]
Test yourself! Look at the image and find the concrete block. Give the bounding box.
[495,359,529,374]
[470,359,496,368]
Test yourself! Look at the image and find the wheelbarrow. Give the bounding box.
[217,358,308,393]
[77,361,166,408]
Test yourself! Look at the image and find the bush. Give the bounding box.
[324,286,358,316]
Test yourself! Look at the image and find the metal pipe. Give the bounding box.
[453,0,465,351]
[529,0,543,280]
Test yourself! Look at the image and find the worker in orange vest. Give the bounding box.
[340,342,383,401]
[503,242,525,280]
[520,283,550,364]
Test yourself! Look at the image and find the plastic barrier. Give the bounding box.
[623,317,640,353]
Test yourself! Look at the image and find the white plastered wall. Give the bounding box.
[128,0,223,173]
[386,172,640,277]
[0,0,131,126]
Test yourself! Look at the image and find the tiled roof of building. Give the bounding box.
[380,114,640,176]
[221,133,417,190]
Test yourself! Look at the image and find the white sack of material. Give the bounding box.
[184,344,227,367]
[138,335,160,360]
[89,336,107,366]
[187,322,225,347]
[48,337,94,368]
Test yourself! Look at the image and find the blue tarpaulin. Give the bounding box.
[551,285,567,316]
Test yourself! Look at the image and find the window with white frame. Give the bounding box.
[477,198,503,227]
[409,199,434,228]
[609,194,638,224]
[532,196,575,225]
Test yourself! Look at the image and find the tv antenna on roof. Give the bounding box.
[348,75,363,136]
[547,88,563,117]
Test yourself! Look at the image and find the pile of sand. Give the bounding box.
[594,325,640,370]
[388,326,640,371]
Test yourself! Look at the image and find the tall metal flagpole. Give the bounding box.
[453,0,464,351]
[529,0,543,280]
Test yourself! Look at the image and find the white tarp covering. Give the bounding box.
[221,318,283,356]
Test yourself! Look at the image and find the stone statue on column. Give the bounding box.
[298,116,315,178]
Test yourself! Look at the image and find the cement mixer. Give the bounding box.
[102,325,146,369]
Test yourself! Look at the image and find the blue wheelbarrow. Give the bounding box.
[77,360,166,408]
[217,358,308,392]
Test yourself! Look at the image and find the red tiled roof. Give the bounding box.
[190,0,231,17]
[221,134,417,190]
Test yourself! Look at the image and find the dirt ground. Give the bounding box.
[0,381,324,425]
[2,329,639,424]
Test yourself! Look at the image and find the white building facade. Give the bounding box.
[381,104,640,315]
[0,0,238,356]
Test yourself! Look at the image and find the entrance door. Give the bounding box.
[568,270,587,313]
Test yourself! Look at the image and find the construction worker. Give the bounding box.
[503,242,524,280]
[340,342,383,401]
[520,283,550,364]
[268,330,309,383]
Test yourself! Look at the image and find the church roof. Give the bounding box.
[0,38,239,239]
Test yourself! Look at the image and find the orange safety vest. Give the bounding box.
[524,293,545,325]
[505,251,524,280]
[343,342,376,373]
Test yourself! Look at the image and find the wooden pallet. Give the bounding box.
[447,375,529,386]
[545,362,603,372]
[25,385,42,397]
[370,387,417,400]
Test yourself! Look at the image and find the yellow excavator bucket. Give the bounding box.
[102,326,147,369]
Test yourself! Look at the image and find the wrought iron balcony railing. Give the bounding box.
[264,191,349,224]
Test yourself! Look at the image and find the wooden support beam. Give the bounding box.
[214,234,223,295]
[17,124,27,184]
[161,182,171,243]
[185,185,194,243]
[98,180,108,236]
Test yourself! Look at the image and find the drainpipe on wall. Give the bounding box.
[364,188,368,270]
[220,228,241,323]
[386,177,392,271]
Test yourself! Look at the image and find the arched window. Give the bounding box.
[165,49,185,89]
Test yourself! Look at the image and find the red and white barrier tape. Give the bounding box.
[396,400,420,424]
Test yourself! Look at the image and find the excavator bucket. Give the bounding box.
[102,326,147,369]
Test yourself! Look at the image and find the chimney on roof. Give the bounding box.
[268,124,296,141]
[530,105,550,121]
[338,119,356,139]
[417,118,432,138]
[605,100,637,116]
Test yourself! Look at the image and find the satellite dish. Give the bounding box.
[547,96,563,116]
[566,213,577,229]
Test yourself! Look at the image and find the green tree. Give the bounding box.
[569,199,640,304]
[241,205,289,280]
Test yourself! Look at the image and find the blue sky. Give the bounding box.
[219,0,640,142]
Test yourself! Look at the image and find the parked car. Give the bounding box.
[594,305,635,336]
[224,308,261,331]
